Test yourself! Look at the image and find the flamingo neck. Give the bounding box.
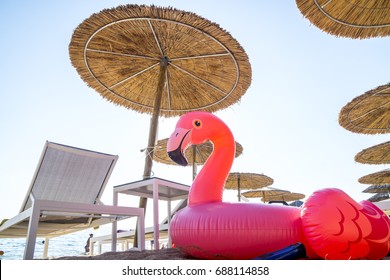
[188,129,235,206]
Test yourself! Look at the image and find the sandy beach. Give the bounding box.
[56,248,196,260]
[56,248,390,260]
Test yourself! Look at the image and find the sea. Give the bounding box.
[0,225,114,260]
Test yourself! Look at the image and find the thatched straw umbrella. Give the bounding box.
[363,184,390,194]
[338,83,390,134]
[355,141,390,164]
[241,187,290,202]
[224,172,274,201]
[358,169,390,185]
[69,4,251,246]
[295,0,390,39]
[261,191,305,203]
[153,138,243,180]
[364,186,390,206]
[367,193,390,202]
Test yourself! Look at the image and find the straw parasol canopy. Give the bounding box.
[295,0,390,39]
[69,4,251,117]
[153,138,243,180]
[367,192,390,202]
[358,169,390,185]
[339,83,390,134]
[241,187,290,202]
[224,172,274,201]
[355,141,390,164]
[362,184,390,194]
[261,191,305,203]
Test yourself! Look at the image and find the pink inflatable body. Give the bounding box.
[167,111,390,260]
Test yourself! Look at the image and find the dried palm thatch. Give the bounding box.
[241,187,290,202]
[295,0,390,39]
[358,169,390,184]
[367,192,389,202]
[69,4,251,117]
[355,141,390,164]
[261,191,305,203]
[362,184,390,194]
[338,83,390,134]
[153,138,243,165]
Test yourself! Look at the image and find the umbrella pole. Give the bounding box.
[192,146,197,181]
[237,175,241,201]
[142,58,168,179]
[134,57,168,248]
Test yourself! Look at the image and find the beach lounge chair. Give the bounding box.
[0,141,145,259]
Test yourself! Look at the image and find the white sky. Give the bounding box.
[1,0,389,227]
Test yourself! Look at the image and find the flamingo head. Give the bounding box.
[167,111,229,166]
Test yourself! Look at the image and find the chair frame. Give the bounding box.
[0,141,145,259]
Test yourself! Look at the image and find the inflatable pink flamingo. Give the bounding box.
[167,111,390,260]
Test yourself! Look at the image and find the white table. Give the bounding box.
[113,177,189,250]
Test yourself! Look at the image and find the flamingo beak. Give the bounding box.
[167,128,191,166]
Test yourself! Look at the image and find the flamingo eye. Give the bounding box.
[193,119,202,129]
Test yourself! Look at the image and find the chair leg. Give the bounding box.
[24,206,41,260]
[98,242,102,255]
[90,240,94,256]
[138,213,145,251]
[111,219,117,252]
[43,237,49,259]
[167,200,172,248]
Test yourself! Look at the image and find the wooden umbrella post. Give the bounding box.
[134,57,169,248]
[192,146,197,181]
[237,175,241,201]
[142,57,169,179]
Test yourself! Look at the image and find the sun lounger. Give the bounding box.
[90,223,169,254]
[0,141,145,259]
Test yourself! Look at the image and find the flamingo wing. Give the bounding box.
[359,200,390,259]
[301,188,390,260]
